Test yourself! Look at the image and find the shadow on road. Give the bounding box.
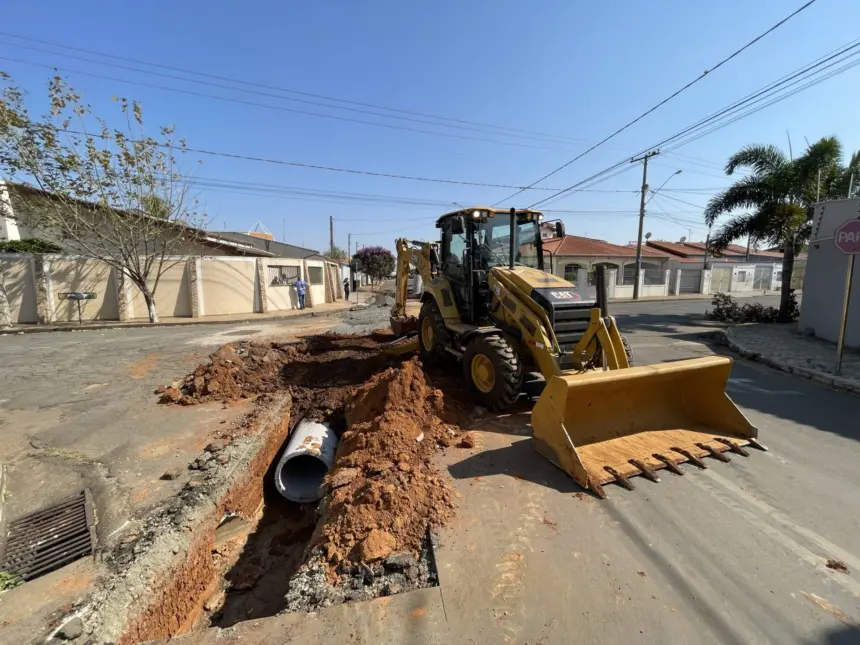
[447,437,580,495]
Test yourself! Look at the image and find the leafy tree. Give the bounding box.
[353,246,395,287]
[0,72,206,323]
[323,245,348,261]
[0,237,64,253]
[704,136,857,320]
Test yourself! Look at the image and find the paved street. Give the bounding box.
[6,294,859,645]
[430,292,860,645]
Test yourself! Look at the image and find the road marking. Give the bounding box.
[694,469,860,596]
[727,377,801,396]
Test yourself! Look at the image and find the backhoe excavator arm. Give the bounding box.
[390,238,438,336]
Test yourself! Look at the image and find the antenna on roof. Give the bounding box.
[645,232,652,240]
[679,236,687,243]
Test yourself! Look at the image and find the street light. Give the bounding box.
[645,169,682,205]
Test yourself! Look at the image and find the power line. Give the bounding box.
[0,31,601,146]
[0,39,599,150]
[531,35,860,209]
[0,55,576,154]
[493,0,820,206]
[57,129,571,191]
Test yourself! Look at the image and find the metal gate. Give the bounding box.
[753,265,772,290]
[679,269,702,293]
[711,267,732,293]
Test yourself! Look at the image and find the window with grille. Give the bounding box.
[736,271,748,283]
[268,265,300,286]
[308,266,324,285]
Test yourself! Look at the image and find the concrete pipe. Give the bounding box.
[275,419,338,503]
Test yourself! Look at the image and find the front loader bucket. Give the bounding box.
[531,356,762,497]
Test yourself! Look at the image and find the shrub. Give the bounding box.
[705,291,798,323]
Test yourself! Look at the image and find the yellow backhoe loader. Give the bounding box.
[389,206,764,498]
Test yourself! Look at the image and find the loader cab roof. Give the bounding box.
[435,207,544,227]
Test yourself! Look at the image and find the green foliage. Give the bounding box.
[323,245,348,260]
[0,237,63,253]
[353,246,395,285]
[704,136,858,319]
[0,571,22,592]
[705,292,798,323]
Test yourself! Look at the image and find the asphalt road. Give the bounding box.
[433,292,860,645]
[8,294,857,645]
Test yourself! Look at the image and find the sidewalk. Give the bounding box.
[610,290,780,304]
[0,296,370,335]
[724,322,860,394]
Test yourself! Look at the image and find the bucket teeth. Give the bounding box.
[714,438,749,456]
[653,453,684,476]
[588,480,607,499]
[604,467,635,490]
[630,460,661,483]
[697,442,730,462]
[748,437,769,451]
[672,447,708,469]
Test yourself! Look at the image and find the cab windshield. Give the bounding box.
[475,217,541,270]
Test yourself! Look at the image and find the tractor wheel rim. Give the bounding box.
[421,317,434,351]
[471,354,495,393]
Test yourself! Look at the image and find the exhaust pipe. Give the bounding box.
[274,419,338,503]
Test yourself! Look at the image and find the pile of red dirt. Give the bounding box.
[311,357,462,572]
[157,342,305,405]
[157,336,392,423]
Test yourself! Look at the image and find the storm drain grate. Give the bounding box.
[1,490,96,581]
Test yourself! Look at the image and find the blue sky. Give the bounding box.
[2,0,859,254]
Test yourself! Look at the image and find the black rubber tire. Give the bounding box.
[462,335,522,411]
[417,298,450,366]
[591,333,634,368]
[621,334,635,366]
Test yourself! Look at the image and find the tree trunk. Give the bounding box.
[0,264,11,328]
[141,288,159,323]
[778,233,796,321]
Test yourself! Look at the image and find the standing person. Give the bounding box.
[343,278,350,300]
[294,276,308,310]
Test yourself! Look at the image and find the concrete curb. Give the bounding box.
[0,307,351,336]
[722,326,860,395]
[62,393,293,645]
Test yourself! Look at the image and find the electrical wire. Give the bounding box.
[0,31,602,146]
[492,0,820,206]
[0,55,577,154]
[531,36,860,209]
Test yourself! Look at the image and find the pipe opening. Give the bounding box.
[277,454,329,503]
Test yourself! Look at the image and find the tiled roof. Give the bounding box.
[543,235,668,257]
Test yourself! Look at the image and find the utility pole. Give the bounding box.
[849,173,855,198]
[631,150,659,300]
[329,215,334,258]
[348,233,352,259]
[704,225,712,267]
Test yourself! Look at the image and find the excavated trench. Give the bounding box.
[129,332,471,641]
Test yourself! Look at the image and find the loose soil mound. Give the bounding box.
[157,342,303,405]
[157,335,392,430]
[312,357,460,571]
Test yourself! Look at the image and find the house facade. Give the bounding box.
[543,235,672,298]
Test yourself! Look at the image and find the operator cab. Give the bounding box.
[436,207,564,323]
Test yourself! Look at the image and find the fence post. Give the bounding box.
[700,269,712,294]
[672,270,681,296]
[664,269,671,296]
[606,269,617,298]
[33,255,53,324]
[255,258,269,314]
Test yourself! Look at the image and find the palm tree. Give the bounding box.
[704,136,854,320]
